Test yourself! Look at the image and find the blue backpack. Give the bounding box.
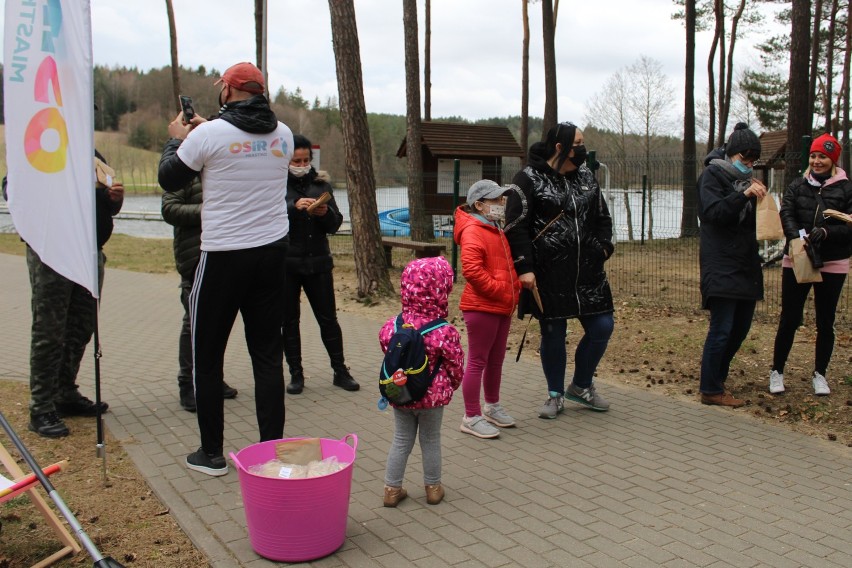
[379,314,449,405]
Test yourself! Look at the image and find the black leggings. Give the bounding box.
[772,267,847,376]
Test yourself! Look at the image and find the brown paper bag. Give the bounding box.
[788,238,822,284]
[756,195,783,240]
[306,192,331,214]
[274,438,322,465]
[94,157,115,189]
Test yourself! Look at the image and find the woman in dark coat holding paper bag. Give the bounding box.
[768,133,852,396]
[282,135,359,394]
[697,123,767,408]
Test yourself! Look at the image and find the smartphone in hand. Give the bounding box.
[179,95,195,123]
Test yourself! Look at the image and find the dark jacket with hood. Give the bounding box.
[504,142,614,319]
[285,168,343,274]
[161,177,202,280]
[780,169,852,263]
[697,147,763,308]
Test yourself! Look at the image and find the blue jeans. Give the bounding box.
[540,313,614,394]
[700,297,756,394]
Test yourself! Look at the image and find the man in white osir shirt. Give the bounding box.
[158,62,293,476]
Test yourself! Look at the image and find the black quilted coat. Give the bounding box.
[285,169,343,275]
[161,177,202,281]
[696,150,763,308]
[505,146,614,320]
[780,174,852,262]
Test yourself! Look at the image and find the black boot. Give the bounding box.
[223,382,238,399]
[287,371,305,394]
[179,384,196,412]
[331,351,360,391]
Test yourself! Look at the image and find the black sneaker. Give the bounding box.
[186,448,228,477]
[55,396,109,417]
[179,388,197,412]
[287,372,304,395]
[333,370,360,391]
[222,382,238,399]
[29,412,70,438]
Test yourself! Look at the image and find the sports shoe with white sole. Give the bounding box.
[538,394,564,419]
[186,447,228,476]
[565,382,610,411]
[812,372,830,396]
[769,370,785,394]
[460,415,500,439]
[484,403,516,427]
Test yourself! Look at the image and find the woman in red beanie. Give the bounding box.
[769,133,852,396]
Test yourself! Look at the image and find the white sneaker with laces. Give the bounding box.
[460,415,500,439]
[484,403,516,427]
[812,372,830,396]
[769,370,785,394]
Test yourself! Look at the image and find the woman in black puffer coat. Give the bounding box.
[697,123,768,408]
[505,121,614,418]
[769,133,852,397]
[282,135,358,394]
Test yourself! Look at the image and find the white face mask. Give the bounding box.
[482,204,505,223]
[289,165,311,178]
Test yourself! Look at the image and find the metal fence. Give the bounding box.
[329,154,849,322]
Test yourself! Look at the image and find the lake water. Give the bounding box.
[2,186,687,241]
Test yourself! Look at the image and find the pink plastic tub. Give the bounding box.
[229,434,357,562]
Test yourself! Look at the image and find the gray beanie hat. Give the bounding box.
[725,122,761,159]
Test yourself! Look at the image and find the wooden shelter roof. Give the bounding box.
[755,130,787,167]
[396,122,524,159]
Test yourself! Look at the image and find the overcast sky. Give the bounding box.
[2,0,785,129]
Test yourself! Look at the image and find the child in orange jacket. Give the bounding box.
[453,180,521,439]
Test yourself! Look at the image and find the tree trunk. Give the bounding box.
[842,0,851,170]
[402,0,432,242]
[720,0,747,140]
[787,0,812,183]
[521,0,530,161]
[541,0,558,136]
[327,0,393,298]
[254,0,263,69]
[715,1,727,147]
[165,0,180,114]
[824,0,838,133]
[706,0,722,154]
[809,0,824,120]
[681,0,698,238]
[424,0,431,122]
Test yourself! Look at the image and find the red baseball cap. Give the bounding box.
[215,62,265,94]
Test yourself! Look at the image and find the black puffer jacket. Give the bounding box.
[697,149,763,308]
[285,168,343,275]
[161,177,202,280]
[505,144,614,319]
[780,172,852,262]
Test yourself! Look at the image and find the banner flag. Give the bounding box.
[3,0,97,297]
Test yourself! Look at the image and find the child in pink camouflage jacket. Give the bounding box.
[379,256,464,507]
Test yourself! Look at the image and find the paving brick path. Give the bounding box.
[1,253,850,567]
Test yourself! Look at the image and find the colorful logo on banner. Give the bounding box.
[10,0,67,173]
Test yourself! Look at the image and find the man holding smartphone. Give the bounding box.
[158,62,293,476]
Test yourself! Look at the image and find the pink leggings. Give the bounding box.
[462,311,512,417]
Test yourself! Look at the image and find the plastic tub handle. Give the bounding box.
[228,452,245,472]
[341,433,358,451]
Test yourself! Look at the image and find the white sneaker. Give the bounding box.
[812,372,830,396]
[769,370,785,394]
[484,403,516,427]
[460,415,500,439]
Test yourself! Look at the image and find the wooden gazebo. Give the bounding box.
[396,122,525,214]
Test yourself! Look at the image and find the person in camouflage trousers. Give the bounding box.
[18,151,124,438]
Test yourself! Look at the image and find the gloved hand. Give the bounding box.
[807,226,828,244]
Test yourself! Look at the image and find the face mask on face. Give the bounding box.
[569,144,588,168]
[733,160,752,175]
[289,165,311,177]
[482,204,505,223]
